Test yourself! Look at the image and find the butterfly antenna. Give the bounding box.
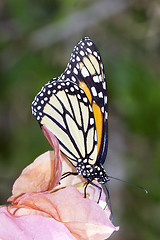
[108,175,148,194]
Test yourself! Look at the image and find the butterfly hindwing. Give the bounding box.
[32,78,98,166]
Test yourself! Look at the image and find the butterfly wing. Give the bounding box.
[60,37,108,164]
[32,78,98,166]
[32,37,108,166]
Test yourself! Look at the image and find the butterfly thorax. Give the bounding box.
[76,158,109,184]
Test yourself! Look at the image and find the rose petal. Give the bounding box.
[8,187,119,239]
[0,206,76,240]
[8,149,62,202]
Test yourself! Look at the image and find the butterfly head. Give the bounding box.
[76,158,109,184]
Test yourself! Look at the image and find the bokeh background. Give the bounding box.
[0,0,160,239]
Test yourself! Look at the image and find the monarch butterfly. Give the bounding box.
[32,37,109,195]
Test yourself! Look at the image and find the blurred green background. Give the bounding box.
[0,0,160,239]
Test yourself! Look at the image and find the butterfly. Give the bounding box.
[32,37,109,193]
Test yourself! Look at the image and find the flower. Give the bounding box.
[0,206,76,240]
[0,126,119,240]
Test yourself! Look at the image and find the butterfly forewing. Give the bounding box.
[60,37,108,164]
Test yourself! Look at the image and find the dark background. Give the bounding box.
[0,0,160,239]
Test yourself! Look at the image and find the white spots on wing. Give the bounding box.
[103,81,106,90]
[89,105,93,113]
[71,76,76,82]
[90,118,94,125]
[77,94,81,99]
[105,112,108,120]
[70,87,75,92]
[93,51,98,57]
[98,92,103,98]
[73,67,78,75]
[66,70,71,74]
[83,97,88,103]
[83,159,87,163]
[80,89,84,94]
[76,56,80,61]
[87,41,93,46]
[99,75,102,82]
[104,96,107,104]
[94,132,97,141]
[87,48,92,54]
[81,67,89,77]
[93,75,99,83]
[91,86,97,96]
[80,50,85,56]
[74,85,79,90]
[101,106,104,113]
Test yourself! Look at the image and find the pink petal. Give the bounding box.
[0,206,76,240]
[9,187,119,239]
[65,222,118,240]
[8,149,62,202]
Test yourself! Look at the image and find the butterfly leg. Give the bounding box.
[61,171,78,181]
[84,180,102,203]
